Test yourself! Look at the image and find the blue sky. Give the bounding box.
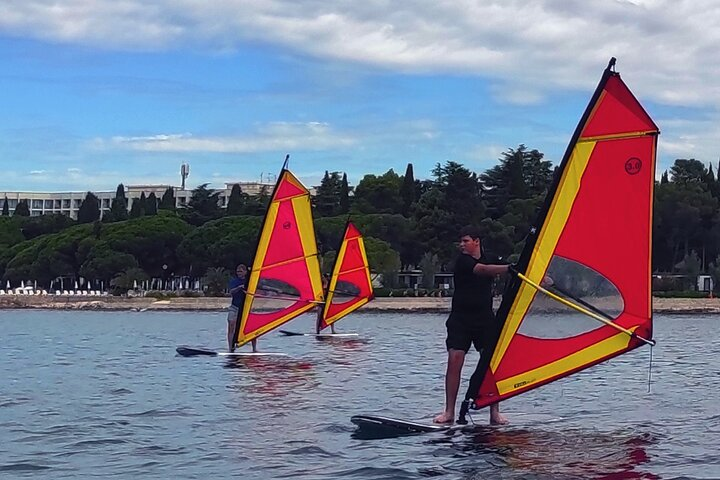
[1,0,717,192]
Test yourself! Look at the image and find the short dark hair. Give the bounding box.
[460,225,482,240]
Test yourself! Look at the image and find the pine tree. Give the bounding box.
[13,199,30,217]
[146,192,158,215]
[77,192,101,224]
[159,187,176,210]
[339,173,350,214]
[400,163,415,216]
[2,196,8,216]
[660,171,669,184]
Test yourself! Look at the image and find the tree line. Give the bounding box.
[1,146,717,293]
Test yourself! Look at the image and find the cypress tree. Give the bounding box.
[159,187,176,211]
[13,199,30,217]
[2,196,8,216]
[146,192,158,215]
[339,173,350,214]
[226,184,247,215]
[107,183,128,222]
[400,163,415,216]
[77,192,101,224]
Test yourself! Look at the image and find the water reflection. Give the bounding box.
[434,426,659,479]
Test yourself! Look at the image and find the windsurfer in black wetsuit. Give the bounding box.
[433,226,511,425]
[227,264,256,352]
[316,273,337,334]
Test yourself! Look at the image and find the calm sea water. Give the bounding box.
[1,310,718,479]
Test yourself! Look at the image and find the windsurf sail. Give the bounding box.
[235,158,324,346]
[318,222,374,331]
[461,58,658,418]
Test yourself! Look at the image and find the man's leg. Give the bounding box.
[227,307,237,352]
[433,349,466,423]
[489,403,508,425]
[251,338,257,353]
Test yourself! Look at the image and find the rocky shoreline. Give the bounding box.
[1,294,720,314]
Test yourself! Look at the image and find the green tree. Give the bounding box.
[670,159,707,186]
[2,197,8,216]
[13,200,30,217]
[314,171,343,217]
[111,267,149,294]
[678,250,701,289]
[352,169,403,214]
[176,216,262,276]
[339,173,350,215]
[419,252,439,289]
[180,184,222,225]
[480,145,553,218]
[21,213,75,240]
[203,267,229,296]
[413,161,486,265]
[226,184,249,216]
[77,192,100,224]
[146,192,158,215]
[105,184,128,222]
[364,237,401,288]
[400,163,416,216]
[159,187,176,211]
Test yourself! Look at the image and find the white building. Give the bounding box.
[0,181,276,220]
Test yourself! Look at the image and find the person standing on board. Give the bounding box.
[433,226,510,425]
[227,264,256,353]
[316,273,337,334]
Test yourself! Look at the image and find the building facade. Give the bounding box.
[0,181,275,220]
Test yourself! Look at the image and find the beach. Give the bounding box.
[1,294,719,314]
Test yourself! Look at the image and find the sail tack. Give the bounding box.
[236,169,324,345]
[472,59,659,408]
[319,222,374,330]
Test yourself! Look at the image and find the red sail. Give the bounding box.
[319,222,374,330]
[237,169,324,345]
[472,59,658,408]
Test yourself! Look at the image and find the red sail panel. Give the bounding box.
[237,169,324,345]
[474,62,658,408]
[319,222,374,330]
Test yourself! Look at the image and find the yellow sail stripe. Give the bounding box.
[496,329,634,395]
[491,140,597,370]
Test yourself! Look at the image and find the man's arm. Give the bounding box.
[472,263,511,276]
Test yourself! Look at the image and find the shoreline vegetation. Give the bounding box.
[2,295,720,314]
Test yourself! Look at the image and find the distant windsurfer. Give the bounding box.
[316,273,337,334]
[433,226,510,425]
[228,264,256,353]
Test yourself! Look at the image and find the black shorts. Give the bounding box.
[445,312,495,353]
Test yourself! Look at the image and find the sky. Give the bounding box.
[1,0,719,193]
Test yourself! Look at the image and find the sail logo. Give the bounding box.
[283,221,292,229]
[625,157,642,175]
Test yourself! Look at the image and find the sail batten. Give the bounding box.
[468,59,658,409]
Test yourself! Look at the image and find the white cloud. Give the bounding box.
[94,122,356,153]
[2,0,720,107]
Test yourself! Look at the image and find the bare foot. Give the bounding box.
[433,412,454,424]
[490,412,509,425]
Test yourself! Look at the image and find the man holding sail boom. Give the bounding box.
[433,226,511,425]
[227,264,257,353]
